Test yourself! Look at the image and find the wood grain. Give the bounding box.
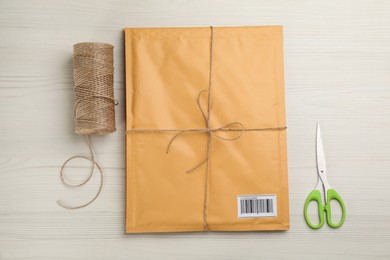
[1,0,390,259]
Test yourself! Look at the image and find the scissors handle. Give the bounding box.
[304,190,325,229]
[325,189,346,228]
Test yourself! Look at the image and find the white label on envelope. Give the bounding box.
[237,194,277,218]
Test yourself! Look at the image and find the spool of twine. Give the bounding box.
[58,42,116,209]
[73,42,116,135]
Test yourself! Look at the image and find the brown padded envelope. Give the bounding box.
[125,26,289,232]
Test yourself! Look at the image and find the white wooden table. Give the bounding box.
[1,1,390,259]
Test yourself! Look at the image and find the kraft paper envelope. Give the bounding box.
[125,26,289,233]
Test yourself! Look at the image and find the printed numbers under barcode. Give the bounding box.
[237,194,277,218]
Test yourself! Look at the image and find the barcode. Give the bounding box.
[237,194,277,218]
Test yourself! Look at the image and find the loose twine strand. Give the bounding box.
[126,27,286,230]
[57,135,103,209]
[58,42,116,210]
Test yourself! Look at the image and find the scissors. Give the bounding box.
[304,122,346,229]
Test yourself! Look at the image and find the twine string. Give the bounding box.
[126,27,286,229]
[58,42,116,209]
[72,42,116,135]
[57,135,104,209]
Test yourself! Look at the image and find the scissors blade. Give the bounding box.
[316,122,327,178]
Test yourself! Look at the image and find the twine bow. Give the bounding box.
[126,26,286,230]
[166,89,245,173]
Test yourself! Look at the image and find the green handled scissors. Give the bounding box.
[304,122,346,229]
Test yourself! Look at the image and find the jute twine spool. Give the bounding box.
[58,42,116,209]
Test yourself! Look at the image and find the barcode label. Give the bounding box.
[237,194,277,218]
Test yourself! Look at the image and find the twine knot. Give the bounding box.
[165,89,246,174]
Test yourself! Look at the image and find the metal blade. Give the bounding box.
[316,122,327,179]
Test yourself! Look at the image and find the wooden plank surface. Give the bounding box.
[1,0,390,259]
